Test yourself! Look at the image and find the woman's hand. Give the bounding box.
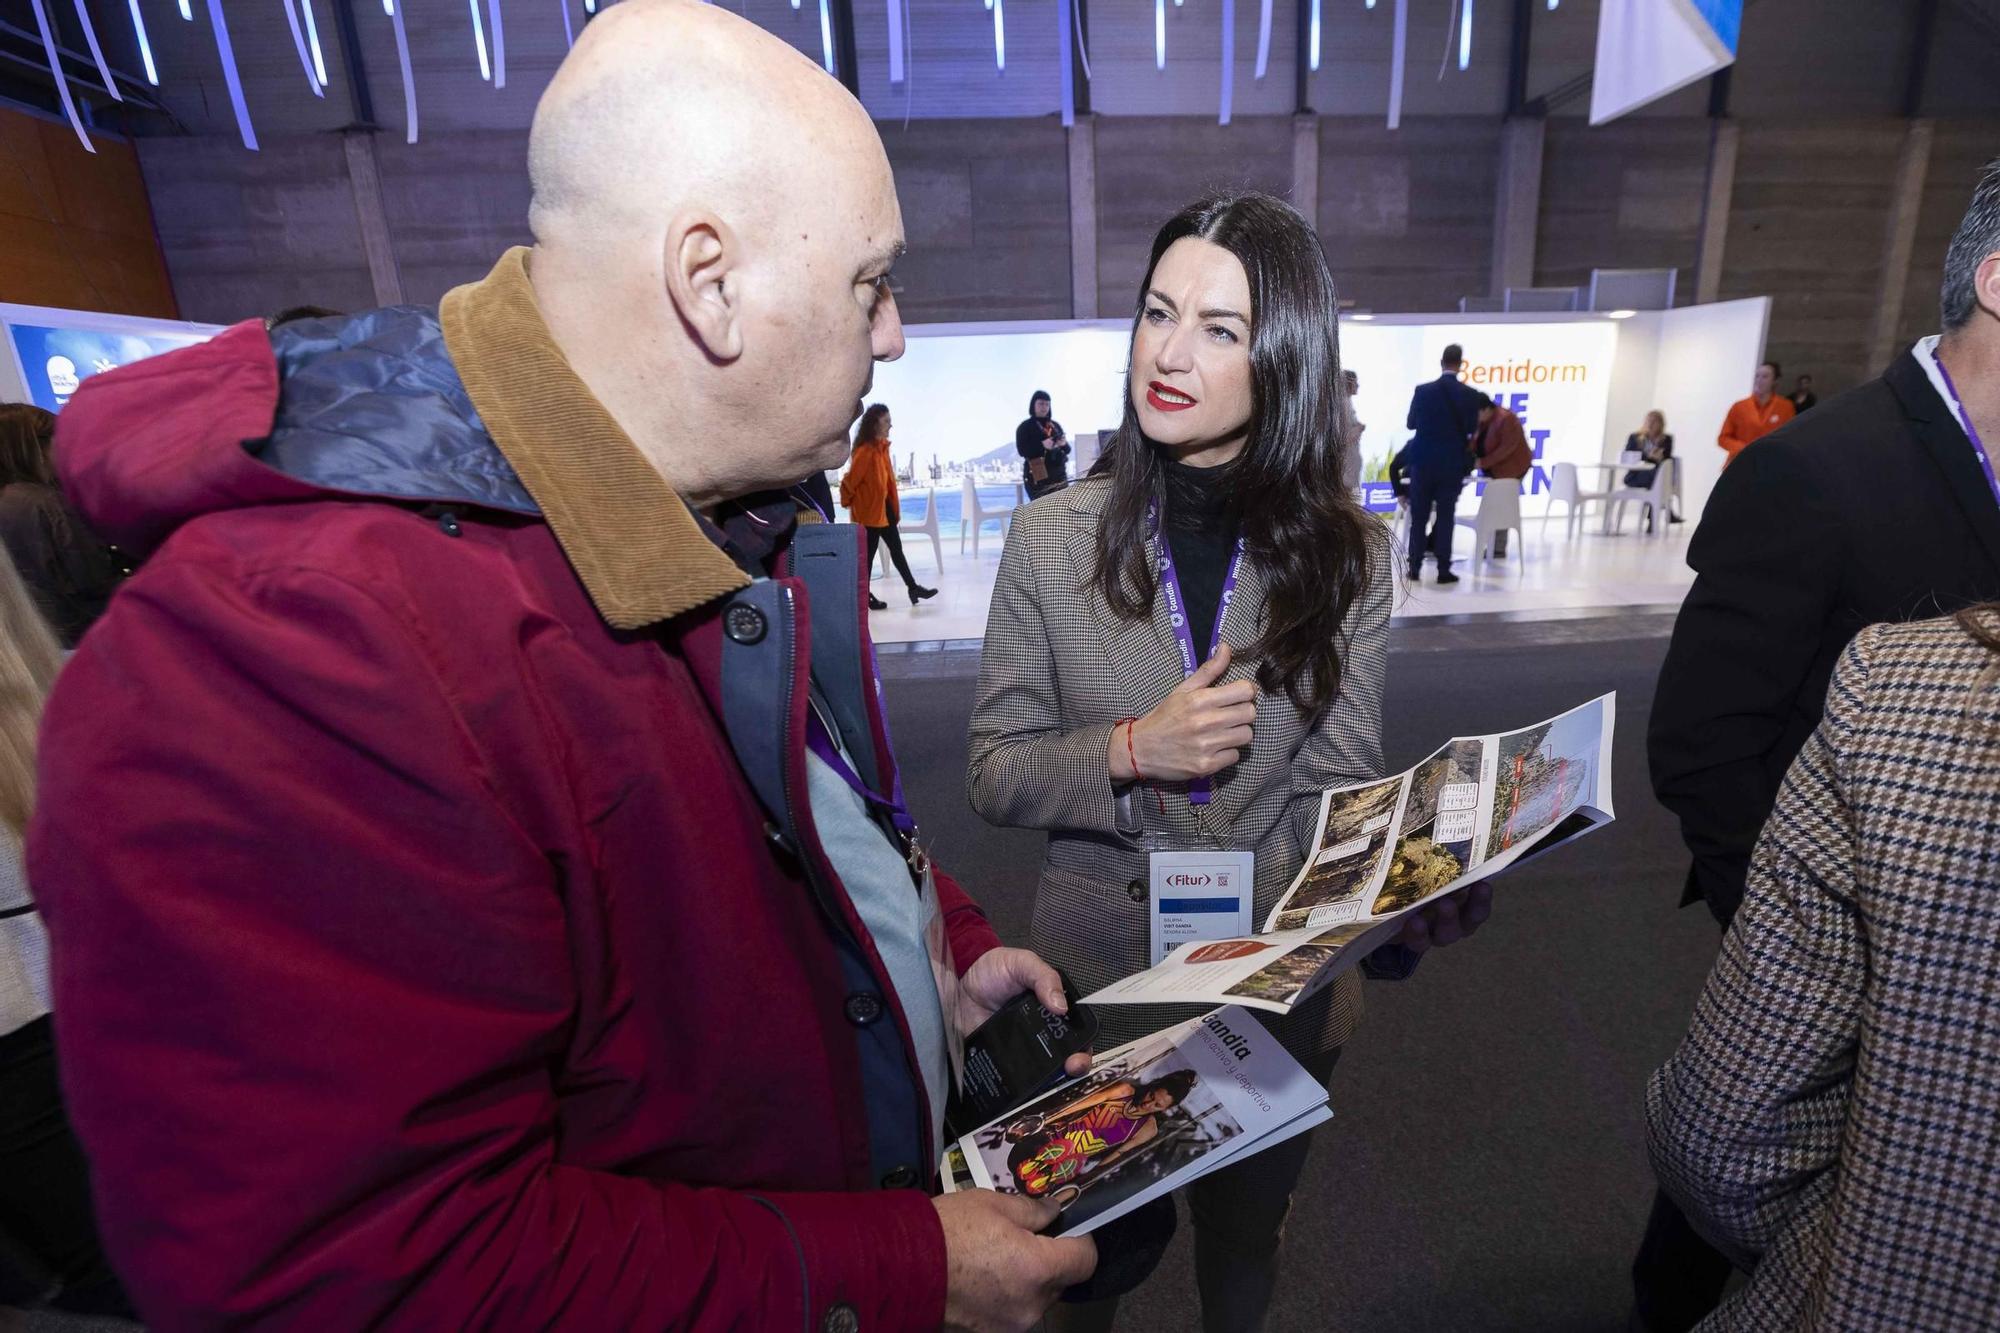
[1110,643,1257,783]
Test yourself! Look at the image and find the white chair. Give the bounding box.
[960,475,1011,557]
[878,487,942,578]
[1454,478,1524,567]
[1544,462,1613,539]
[1608,458,1675,537]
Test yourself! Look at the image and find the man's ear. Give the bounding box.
[1977,251,2000,322]
[664,213,744,363]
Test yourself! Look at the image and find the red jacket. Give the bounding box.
[30,299,1000,1329]
[1474,408,1532,481]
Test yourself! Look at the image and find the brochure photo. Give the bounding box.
[955,1007,1330,1237]
[1082,694,1617,1014]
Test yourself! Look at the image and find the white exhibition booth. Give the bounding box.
[866,297,1773,530]
[4,295,1770,537]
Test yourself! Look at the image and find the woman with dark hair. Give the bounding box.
[967,193,1489,1331]
[0,406,126,647]
[838,404,936,609]
[1016,390,1071,500]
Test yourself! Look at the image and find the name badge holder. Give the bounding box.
[1141,497,1255,965]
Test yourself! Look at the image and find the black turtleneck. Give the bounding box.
[1158,456,1242,663]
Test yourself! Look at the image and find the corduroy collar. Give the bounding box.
[439,247,752,628]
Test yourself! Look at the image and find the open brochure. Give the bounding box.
[1081,693,1617,1015]
[950,1007,1330,1236]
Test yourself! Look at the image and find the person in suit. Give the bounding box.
[1471,393,1531,556]
[1639,154,2000,1333]
[1649,608,2000,1331]
[1402,344,1485,584]
[967,193,1489,1333]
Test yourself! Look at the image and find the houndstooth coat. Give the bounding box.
[966,474,1394,1058]
[1648,613,2000,1331]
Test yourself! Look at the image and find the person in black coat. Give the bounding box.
[1401,344,1485,584]
[1638,157,2000,1333]
[1015,390,1071,501]
[0,406,127,648]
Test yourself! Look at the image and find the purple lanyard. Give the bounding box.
[1146,496,1246,808]
[1934,351,2000,513]
[804,685,916,836]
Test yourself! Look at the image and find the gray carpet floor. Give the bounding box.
[882,619,1721,1332]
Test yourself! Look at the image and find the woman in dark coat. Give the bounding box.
[1015,390,1072,501]
[0,406,126,648]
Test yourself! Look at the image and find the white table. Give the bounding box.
[1574,462,1661,535]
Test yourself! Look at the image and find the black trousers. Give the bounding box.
[1405,471,1463,574]
[866,523,918,590]
[0,1017,131,1316]
[1632,1188,1734,1330]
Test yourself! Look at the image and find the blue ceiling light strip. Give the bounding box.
[178,0,192,20]
[560,0,573,46]
[1056,0,1072,124]
[279,0,325,96]
[1254,0,1271,79]
[1309,0,1319,71]
[1154,0,1164,68]
[886,0,904,83]
[28,0,93,151]
[69,0,123,99]
[992,0,1005,70]
[488,0,506,87]
[1218,0,1233,122]
[127,0,158,83]
[301,0,328,84]
[817,0,833,71]
[387,0,417,140]
[205,0,258,149]
[1459,0,1471,70]
[467,0,491,81]
[1071,0,1090,77]
[584,0,596,13]
[1387,0,1406,126]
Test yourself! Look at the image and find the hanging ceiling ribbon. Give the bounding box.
[279,0,326,96]
[560,0,574,46]
[817,0,833,73]
[1309,0,1320,71]
[886,0,904,84]
[992,0,1005,71]
[1387,0,1407,126]
[301,0,327,84]
[205,0,258,149]
[387,0,417,142]
[69,0,123,100]
[126,0,158,83]
[467,0,491,81]
[1056,0,1072,125]
[1155,0,1164,69]
[1254,0,1271,79]
[1071,0,1090,78]
[488,0,507,87]
[28,0,93,152]
[1218,0,1234,123]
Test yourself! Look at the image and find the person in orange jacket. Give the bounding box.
[840,404,937,609]
[1717,360,1797,464]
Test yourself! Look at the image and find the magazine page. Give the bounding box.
[1087,695,1617,1014]
[955,1008,1329,1237]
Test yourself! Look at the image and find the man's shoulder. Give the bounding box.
[1750,375,1906,465]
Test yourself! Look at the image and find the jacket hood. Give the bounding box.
[56,307,537,558]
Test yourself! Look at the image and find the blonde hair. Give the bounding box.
[0,543,63,838]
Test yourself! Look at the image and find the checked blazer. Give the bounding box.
[1648,613,2000,1331]
[966,474,1394,1058]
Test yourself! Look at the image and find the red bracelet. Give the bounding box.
[1117,717,1145,783]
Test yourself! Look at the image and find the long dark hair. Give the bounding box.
[1089,194,1375,715]
[855,403,891,445]
[0,404,57,489]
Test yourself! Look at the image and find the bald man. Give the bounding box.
[30,3,1095,1328]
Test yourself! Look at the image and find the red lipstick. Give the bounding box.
[1147,381,1198,412]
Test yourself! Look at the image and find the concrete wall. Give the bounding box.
[136,111,1999,397]
[1317,118,1500,316]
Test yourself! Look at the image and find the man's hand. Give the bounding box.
[936,1191,1097,1333]
[1394,881,1494,955]
[957,948,1091,1076]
